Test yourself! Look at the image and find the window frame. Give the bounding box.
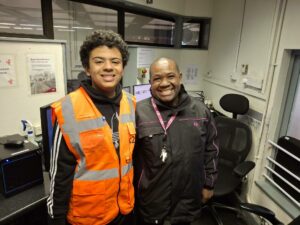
[256,50,300,219]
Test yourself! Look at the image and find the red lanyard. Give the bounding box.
[151,98,176,135]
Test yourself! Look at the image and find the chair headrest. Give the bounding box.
[219,94,249,115]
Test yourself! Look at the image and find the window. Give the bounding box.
[0,0,211,50]
[258,52,300,217]
[181,18,210,49]
[0,0,53,38]
[52,0,118,78]
[182,22,200,46]
[52,1,118,34]
[124,12,175,46]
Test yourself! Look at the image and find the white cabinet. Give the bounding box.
[237,0,277,87]
[207,0,278,93]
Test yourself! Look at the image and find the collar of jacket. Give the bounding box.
[80,79,122,106]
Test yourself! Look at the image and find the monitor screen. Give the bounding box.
[133,83,152,102]
[40,104,53,172]
[123,86,131,93]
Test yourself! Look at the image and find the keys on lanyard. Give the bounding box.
[151,98,176,164]
[160,135,168,163]
[160,145,167,163]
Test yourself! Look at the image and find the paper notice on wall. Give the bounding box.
[137,48,154,68]
[27,54,57,95]
[0,55,16,87]
[183,64,198,84]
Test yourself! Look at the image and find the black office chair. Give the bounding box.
[203,94,255,225]
[240,203,300,225]
[219,93,249,119]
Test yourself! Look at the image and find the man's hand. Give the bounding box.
[202,188,214,203]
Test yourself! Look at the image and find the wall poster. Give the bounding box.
[0,55,16,87]
[27,54,57,95]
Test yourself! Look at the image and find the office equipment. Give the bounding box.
[133,83,151,102]
[123,86,131,93]
[40,104,54,172]
[203,94,255,225]
[0,134,44,197]
[4,140,24,148]
[0,172,49,225]
[188,91,205,102]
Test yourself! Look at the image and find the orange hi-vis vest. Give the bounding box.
[52,87,136,225]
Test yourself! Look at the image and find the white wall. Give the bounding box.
[124,0,185,14]
[249,0,300,223]
[184,0,212,17]
[126,0,212,16]
[205,0,300,223]
[0,39,66,136]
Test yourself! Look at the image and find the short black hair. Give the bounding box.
[149,57,180,78]
[80,30,129,69]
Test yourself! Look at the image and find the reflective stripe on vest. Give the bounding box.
[60,91,135,181]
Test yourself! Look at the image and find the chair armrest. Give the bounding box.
[240,203,284,225]
[233,161,255,178]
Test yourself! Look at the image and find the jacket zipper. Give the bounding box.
[116,148,121,213]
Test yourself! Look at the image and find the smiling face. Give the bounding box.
[150,58,182,106]
[85,46,123,98]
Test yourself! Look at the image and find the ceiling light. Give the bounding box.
[13,27,33,30]
[72,26,93,30]
[54,25,69,28]
[58,29,75,32]
[20,24,42,27]
[0,22,15,26]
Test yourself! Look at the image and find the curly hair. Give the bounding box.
[80,30,129,69]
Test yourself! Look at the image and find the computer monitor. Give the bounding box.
[40,103,54,172]
[123,86,131,94]
[133,83,152,102]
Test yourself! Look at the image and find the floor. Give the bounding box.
[163,209,249,225]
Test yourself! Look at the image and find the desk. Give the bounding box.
[0,172,49,225]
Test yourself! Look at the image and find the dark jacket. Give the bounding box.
[134,86,219,224]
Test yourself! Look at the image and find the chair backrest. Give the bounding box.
[219,94,249,119]
[215,116,252,167]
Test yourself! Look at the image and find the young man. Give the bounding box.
[47,30,136,225]
[134,57,219,225]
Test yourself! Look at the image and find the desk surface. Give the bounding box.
[0,172,49,225]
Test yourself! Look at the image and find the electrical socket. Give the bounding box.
[241,64,248,75]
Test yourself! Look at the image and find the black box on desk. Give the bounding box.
[0,134,44,197]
